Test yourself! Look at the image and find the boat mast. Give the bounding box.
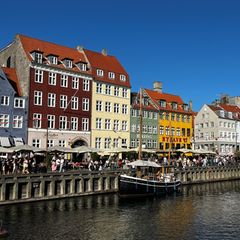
[138,88,143,160]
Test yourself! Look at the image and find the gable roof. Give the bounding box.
[17,34,90,74]
[84,49,131,88]
[2,67,21,96]
[208,104,240,120]
[144,89,192,114]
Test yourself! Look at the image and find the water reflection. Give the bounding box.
[0,181,240,240]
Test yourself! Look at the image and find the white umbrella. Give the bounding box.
[47,146,74,153]
[130,147,156,154]
[175,148,194,154]
[71,145,100,153]
[0,146,13,153]
[127,159,161,168]
[11,144,45,153]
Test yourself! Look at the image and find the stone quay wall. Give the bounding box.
[0,166,240,205]
[0,171,119,205]
[176,166,240,185]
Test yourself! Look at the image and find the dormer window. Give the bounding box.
[97,69,104,76]
[48,55,58,65]
[120,74,126,81]
[159,100,166,108]
[32,51,43,63]
[108,72,115,79]
[183,104,189,111]
[172,102,178,110]
[228,112,233,118]
[220,110,225,117]
[63,59,72,68]
[76,62,87,71]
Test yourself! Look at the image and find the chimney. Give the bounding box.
[101,48,108,56]
[153,81,162,93]
[76,45,84,52]
[189,100,192,111]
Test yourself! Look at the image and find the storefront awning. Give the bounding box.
[13,137,24,146]
[0,137,11,147]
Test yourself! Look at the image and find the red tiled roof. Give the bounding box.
[208,104,240,120]
[84,49,131,88]
[2,67,21,96]
[144,89,192,114]
[17,34,90,73]
[219,104,240,113]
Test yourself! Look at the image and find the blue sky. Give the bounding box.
[1,0,240,111]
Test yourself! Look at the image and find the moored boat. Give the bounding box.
[119,160,181,198]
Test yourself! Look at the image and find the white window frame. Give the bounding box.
[105,102,111,112]
[14,98,25,108]
[0,114,9,128]
[60,95,68,109]
[120,74,126,81]
[48,72,56,85]
[13,115,23,128]
[96,100,103,111]
[72,77,79,89]
[47,115,55,129]
[105,119,111,130]
[71,96,79,110]
[97,69,104,76]
[34,91,43,106]
[82,98,89,111]
[59,116,68,130]
[61,74,68,88]
[35,69,43,83]
[1,96,10,106]
[108,72,115,79]
[96,83,102,93]
[82,118,89,131]
[33,113,42,128]
[105,85,111,95]
[71,117,78,130]
[48,93,56,107]
[83,79,90,91]
[96,118,102,129]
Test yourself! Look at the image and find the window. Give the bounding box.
[72,77,79,89]
[176,114,180,122]
[48,55,58,65]
[1,96,9,106]
[82,118,89,131]
[171,113,175,121]
[182,128,186,136]
[122,88,128,98]
[48,93,56,107]
[96,100,103,111]
[97,69,104,76]
[148,112,153,119]
[159,126,164,135]
[165,127,170,135]
[60,95,67,109]
[122,120,127,131]
[78,63,87,71]
[131,139,136,148]
[171,127,175,136]
[33,52,42,63]
[153,140,157,148]
[143,111,148,118]
[105,85,111,95]
[95,138,101,149]
[96,118,102,129]
[58,140,66,147]
[47,115,55,129]
[83,79,89,91]
[0,114,9,128]
[82,98,89,111]
[14,98,25,108]
[48,72,56,85]
[64,59,72,68]
[120,74,126,81]
[148,126,152,133]
[114,86,119,96]
[32,139,40,148]
[35,69,43,83]
[153,126,157,134]
[131,109,137,117]
[131,124,136,132]
[61,75,68,87]
[33,113,42,128]
[105,102,111,112]
[71,117,78,130]
[59,116,68,130]
[143,125,147,133]
[108,72,115,79]
[160,100,166,108]
[172,102,178,110]
[13,115,23,128]
[122,104,128,114]
[153,112,157,119]
[122,138,127,147]
[34,91,42,105]
[113,138,119,148]
[104,138,111,149]
[165,113,169,120]
[159,112,164,120]
[71,96,79,110]
[114,103,120,113]
[105,119,111,130]
[187,128,191,137]
[48,140,54,149]
[96,83,102,93]
[113,120,119,131]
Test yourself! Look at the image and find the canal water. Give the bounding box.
[1,180,240,240]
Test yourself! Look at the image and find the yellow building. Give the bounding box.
[84,49,131,149]
[145,82,194,151]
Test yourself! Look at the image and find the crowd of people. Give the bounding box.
[0,151,239,176]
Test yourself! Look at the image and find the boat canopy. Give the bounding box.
[127,160,160,168]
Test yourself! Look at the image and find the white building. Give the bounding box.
[194,104,240,155]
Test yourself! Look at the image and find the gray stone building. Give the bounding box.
[0,67,28,146]
[194,104,240,155]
